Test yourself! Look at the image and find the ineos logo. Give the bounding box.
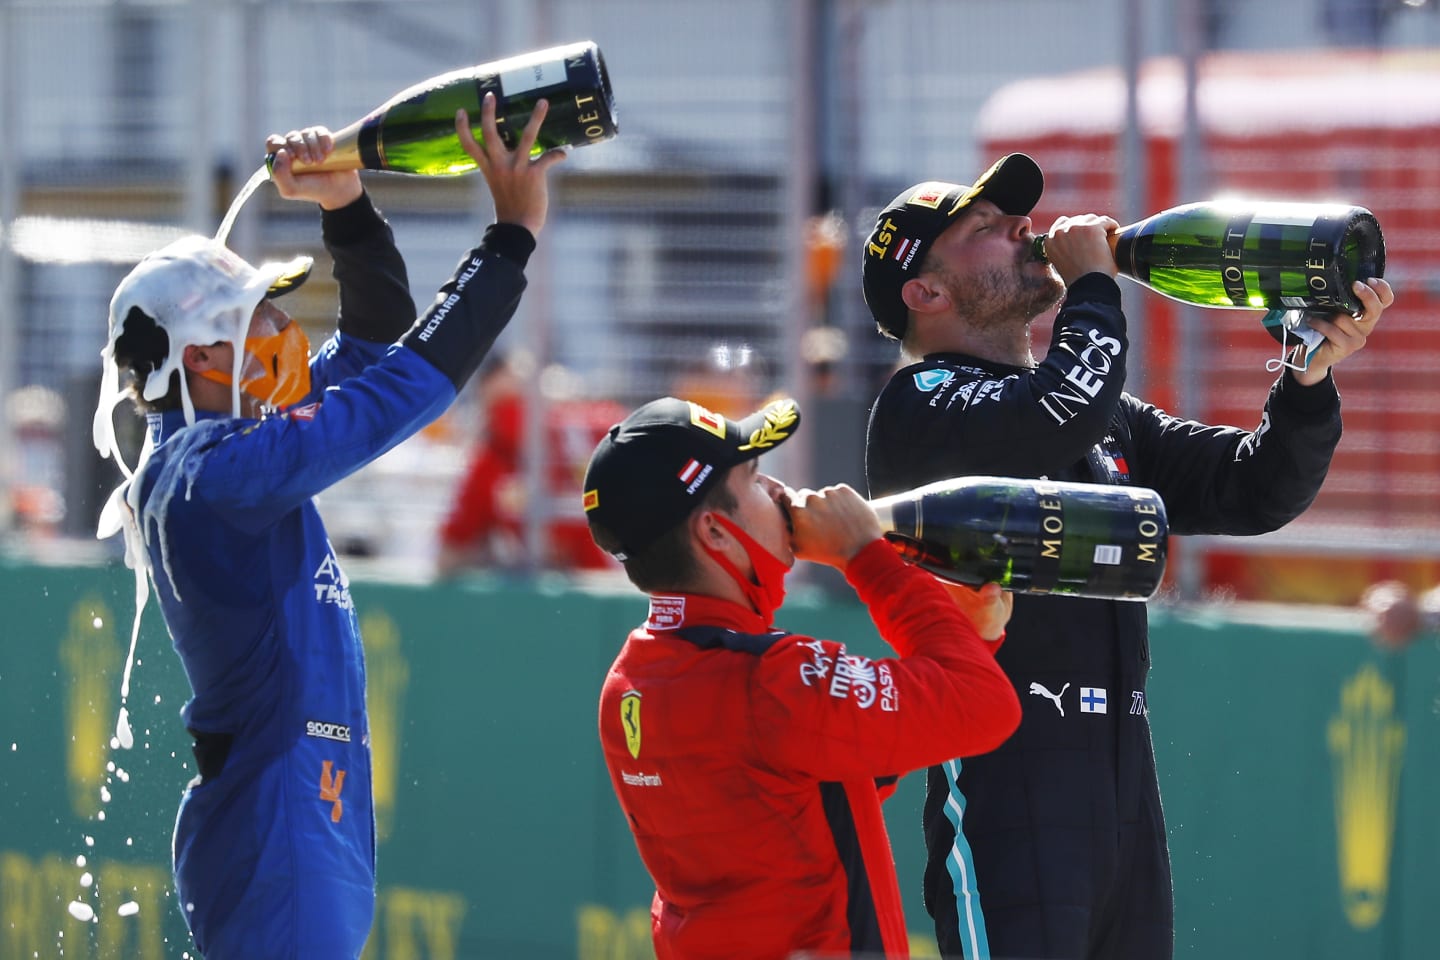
[1039,327,1123,425]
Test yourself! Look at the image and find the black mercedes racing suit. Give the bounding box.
[864,273,1343,960]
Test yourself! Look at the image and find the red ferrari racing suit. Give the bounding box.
[598,540,1022,960]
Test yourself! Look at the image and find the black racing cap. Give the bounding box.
[862,153,1045,340]
[582,396,801,561]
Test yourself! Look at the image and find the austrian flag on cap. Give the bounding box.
[678,459,704,483]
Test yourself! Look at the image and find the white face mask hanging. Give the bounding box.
[1261,308,1327,375]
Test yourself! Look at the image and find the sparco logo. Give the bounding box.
[307,720,352,742]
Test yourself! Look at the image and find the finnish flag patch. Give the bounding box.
[1079,687,1108,714]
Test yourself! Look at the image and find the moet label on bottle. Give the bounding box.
[875,476,1169,601]
[1299,216,1349,311]
[1030,485,1065,593]
[499,58,567,96]
[1220,213,1253,307]
[1301,232,1335,308]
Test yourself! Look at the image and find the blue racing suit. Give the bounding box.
[129,194,533,959]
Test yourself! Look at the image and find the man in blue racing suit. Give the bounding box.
[92,95,566,959]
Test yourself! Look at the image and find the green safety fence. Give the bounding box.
[0,559,1434,959]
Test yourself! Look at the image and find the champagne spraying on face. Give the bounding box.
[214,41,617,242]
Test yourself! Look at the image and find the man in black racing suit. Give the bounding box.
[860,155,1394,960]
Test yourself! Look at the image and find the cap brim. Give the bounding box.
[262,255,314,299]
[961,153,1044,219]
[729,398,801,456]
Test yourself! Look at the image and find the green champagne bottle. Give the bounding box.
[270,40,617,177]
[1032,201,1385,315]
[869,476,1168,601]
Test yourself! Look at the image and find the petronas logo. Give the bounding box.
[361,610,409,843]
[61,597,120,818]
[1327,665,1405,930]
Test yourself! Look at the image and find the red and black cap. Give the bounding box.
[582,396,800,561]
[862,153,1044,340]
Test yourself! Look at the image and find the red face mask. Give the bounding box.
[198,313,312,411]
[701,512,790,625]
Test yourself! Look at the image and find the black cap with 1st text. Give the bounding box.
[862,153,1045,340]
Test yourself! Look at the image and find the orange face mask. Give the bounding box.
[198,313,312,410]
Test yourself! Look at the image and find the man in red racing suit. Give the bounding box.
[582,395,1022,959]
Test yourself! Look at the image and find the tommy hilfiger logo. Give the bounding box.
[1097,436,1131,482]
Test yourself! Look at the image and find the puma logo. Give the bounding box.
[1029,681,1070,716]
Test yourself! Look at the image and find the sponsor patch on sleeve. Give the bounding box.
[289,402,321,421]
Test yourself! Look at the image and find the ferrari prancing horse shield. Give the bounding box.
[621,690,642,759]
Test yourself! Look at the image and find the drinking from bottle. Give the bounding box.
[869,476,1168,601]
[1032,201,1385,315]
[269,40,617,177]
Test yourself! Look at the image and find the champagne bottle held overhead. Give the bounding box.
[269,40,617,177]
[1032,201,1385,315]
[870,476,1169,601]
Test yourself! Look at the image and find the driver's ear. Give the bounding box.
[182,344,215,373]
[901,274,952,316]
[691,509,729,549]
